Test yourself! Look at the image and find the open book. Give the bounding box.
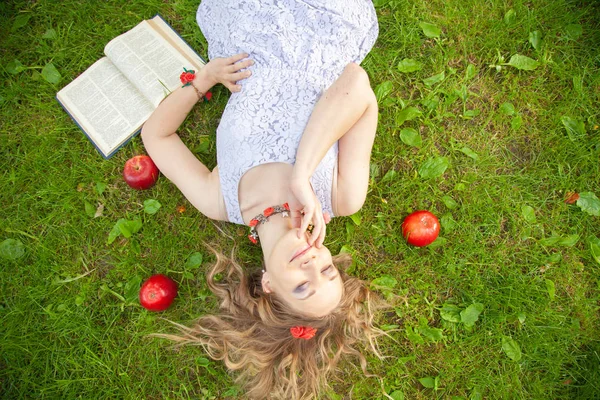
[57,15,205,159]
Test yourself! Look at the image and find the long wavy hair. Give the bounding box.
[155,248,386,399]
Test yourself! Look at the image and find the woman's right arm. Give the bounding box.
[141,53,253,220]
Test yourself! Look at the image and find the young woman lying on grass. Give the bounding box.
[142,1,384,398]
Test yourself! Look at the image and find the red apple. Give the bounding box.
[139,274,178,311]
[401,210,440,247]
[123,155,159,190]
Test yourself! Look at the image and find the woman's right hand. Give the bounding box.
[289,175,329,248]
[198,52,254,93]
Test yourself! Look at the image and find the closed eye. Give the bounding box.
[321,264,334,274]
[294,281,309,294]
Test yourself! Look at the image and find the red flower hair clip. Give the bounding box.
[290,326,317,340]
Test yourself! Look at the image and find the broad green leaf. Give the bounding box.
[382,169,397,182]
[41,63,61,84]
[459,146,479,160]
[124,275,142,303]
[428,237,447,248]
[396,107,422,125]
[419,326,444,342]
[390,390,405,400]
[529,31,542,50]
[463,109,480,119]
[108,219,125,244]
[118,220,133,238]
[465,64,478,80]
[504,9,516,25]
[576,192,600,216]
[405,326,424,344]
[539,236,560,246]
[507,54,539,71]
[374,80,393,102]
[380,324,399,331]
[561,116,586,141]
[419,22,441,38]
[196,357,210,367]
[440,303,461,323]
[565,24,583,40]
[6,59,25,75]
[442,195,458,209]
[0,238,25,260]
[460,303,484,327]
[95,182,107,195]
[589,236,600,266]
[84,201,95,218]
[349,212,362,226]
[441,213,457,232]
[558,234,579,247]
[501,336,522,361]
[545,279,556,300]
[400,128,422,147]
[12,14,31,31]
[128,218,142,234]
[499,102,515,116]
[419,377,436,389]
[185,252,204,269]
[421,96,439,111]
[371,275,397,290]
[423,72,445,87]
[397,58,423,73]
[521,205,536,223]
[42,28,57,39]
[418,157,449,179]
[511,115,523,130]
[143,199,162,215]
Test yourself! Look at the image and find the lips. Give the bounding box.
[290,244,312,262]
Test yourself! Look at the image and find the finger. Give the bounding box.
[314,208,326,247]
[230,70,252,81]
[299,207,313,238]
[323,212,331,224]
[228,58,254,72]
[226,52,249,64]
[308,211,322,246]
[225,83,242,93]
[316,214,326,248]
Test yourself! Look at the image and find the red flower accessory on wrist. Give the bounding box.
[290,326,317,340]
[180,67,196,87]
[180,67,212,102]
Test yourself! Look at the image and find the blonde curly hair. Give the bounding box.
[155,249,386,399]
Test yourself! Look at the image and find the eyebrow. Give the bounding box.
[300,274,339,300]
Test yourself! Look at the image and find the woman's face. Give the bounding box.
[262,228,343,317]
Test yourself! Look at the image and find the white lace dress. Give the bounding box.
[196,0,379,224]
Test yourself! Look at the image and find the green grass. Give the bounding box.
[1,0,599,398]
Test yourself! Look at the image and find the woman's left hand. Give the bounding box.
[198,52,254,93]
[289,176,328,248]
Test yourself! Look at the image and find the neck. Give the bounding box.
[255,204,293,265]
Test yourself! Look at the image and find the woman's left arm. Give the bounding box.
[291,63,378,246]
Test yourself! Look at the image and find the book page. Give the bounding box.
[57,58,154,156]
[147,16,205,68]
[105,20,200,107]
